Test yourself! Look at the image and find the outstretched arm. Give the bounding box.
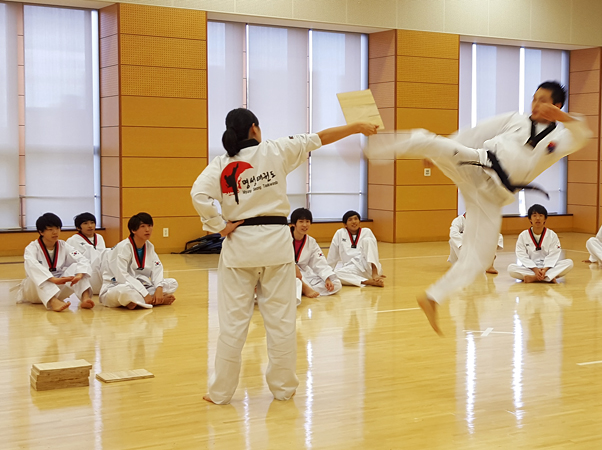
[317,122,378,146]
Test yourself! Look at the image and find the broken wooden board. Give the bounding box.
[96,369,154,383]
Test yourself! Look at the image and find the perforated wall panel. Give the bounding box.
[121,65,206,99]
[121,34,206,69]
[120,3,206,40]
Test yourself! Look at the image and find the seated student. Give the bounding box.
[508,204,573,283]
[15,212,94,312]
[290,208,342,304]
[66,212,107,294]
[584,226,602,265]
[326,210,384,287]
[449,212,504,274]
[100,212,177,309]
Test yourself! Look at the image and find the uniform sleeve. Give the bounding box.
[97,234,107,250]
[62,241,92,276]
[553,114,592,159]
[66,235,94,263]
[543,232,562,268]
[307,239,335,281]
[191,158,227,234]
[270,133,322,174]
[449,216,463,248]
[148,246,165,288]
[498,234,504,249]
[114,244,148,297]
[452,112,515,148]
[326,230,341,269]
[23,243,53,286]
[515,232,536,268]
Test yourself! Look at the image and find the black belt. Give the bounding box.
[237,216,289,226]
[460,151,549,199]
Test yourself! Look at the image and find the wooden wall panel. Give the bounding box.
[368,184,395,211]
[569,93,600,115]
[397,82,458,109]
[101,215,121,248]
[570,69,600,94]
[122,127,207,158]
[121,66,206,99]
[120,216,205,253]
[567,182,598,206]
[101,66,119,98]
[379,108,395,131]
[396,185,457,211]
[99,3,118,39]
[568,204,597,233]
[370,82,395,109]
[122,157,207,188]
[397,56,459,84]
[102,186,121,217]
[119,4,206,40]
[568,138,599,161]
[368,160,395,185]
[100,96,120,127]
[101,127,120,157]
[501,215,573,235]
[100,34,119,68]
[101,156,120,188]
[395,210,458,242]
[570,48,601,72]
[367,209,395,242]
[397,30,459,59]
[121,34,206,69]
[121,97,207,128]
[122,187,199,217]
[396,108,458,134]
[396,160,453,185]
[568,161,598,184]
[369,55,395,84]
[369,30,396,59]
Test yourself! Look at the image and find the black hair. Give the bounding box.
[342,210,361,224]
[291,208,313,225]
[537,81,566,108]
[527,204,548,219]
[74,212,97,230]
[222,108,260,157]
[128,212,154,233]
[36,213,62,233]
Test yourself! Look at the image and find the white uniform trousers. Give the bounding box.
[586,237,602,263]
[295,273,342,304]
[334,238,381,287]
[209,260,298,405]
[448,243,461,264]
[90,270,103,296]
[16,264,92,309]
[508,260,573,282]
[394,132,506,304]
[99,278,178,308]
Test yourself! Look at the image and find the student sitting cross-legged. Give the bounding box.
[290,208,342,305]
[66,212,107,294]
[15,212,94,312]
[508,204,573,283]
[326,210,385,287]
[100,212,178,309]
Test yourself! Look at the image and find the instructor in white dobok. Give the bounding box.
[191,108,377,405]
[391,81,591,334]
[508,204,573,283]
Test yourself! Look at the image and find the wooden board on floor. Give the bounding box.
[96,369,154,383]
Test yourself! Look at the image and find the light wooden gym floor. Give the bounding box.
[2,232,602,449]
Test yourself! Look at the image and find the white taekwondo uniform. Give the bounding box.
[327,227,382,286]
[100,236,178,309]
[392,112,590,303]
[66,232,107,294]
[191,133,322,404]
[585,226,602,263]
[292,231,342,304]
[448,214,503,263]
[16,238,92,308]
[508,227,573,281]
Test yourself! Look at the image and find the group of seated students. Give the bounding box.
[290,208,385,305]
[449,203,574,283]
[15,212,177,312]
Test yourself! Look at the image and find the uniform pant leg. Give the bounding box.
[17,277,60,308]
[586,237,602,263]
[334,262,369,287]
[508,264,535,281]
[162,278,178,294]
[305,274,342,296]
[295,278,302,306]
[256,262,299,401]
[448,242,460,263]
[61,263,92,301]
[208,261,259,405]
[358,236,382,275]
[545,259,574,281]
[99,284,143,307]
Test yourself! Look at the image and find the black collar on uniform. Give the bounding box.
[526,119,556,148]
[237,139,260,150]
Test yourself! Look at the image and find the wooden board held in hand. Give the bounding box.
[96,369,154,383]
[336,89,385,130]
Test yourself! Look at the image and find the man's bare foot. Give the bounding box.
[80,298,95,309]
[524,274,538,283]
[162,294,176,305]
[550,277,558,284]
[48,298,70,312]
[301,284,320,298]
[417,293,442,336]
[203,394,215,404]
[583,259,595,263]
[126,302,137,309]
[362,278,384,287]
[486,266,498,274]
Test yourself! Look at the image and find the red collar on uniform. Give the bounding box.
[128,235,146,270]
[347,228,361,248]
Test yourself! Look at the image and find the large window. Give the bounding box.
[459,43,569,215]
[208,21,368,220]
[0,2,99,231]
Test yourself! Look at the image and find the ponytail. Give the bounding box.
[222,108,260,157]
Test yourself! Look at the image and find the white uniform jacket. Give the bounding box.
[66,232,107,268]
[515,228,562,269]
[295,234,336,282]
[327,227,382,275]
[24,239,91,285]
[191,134,322,268]
[449,214,503,249]
[102,237,165,298]
[453,112,591,205]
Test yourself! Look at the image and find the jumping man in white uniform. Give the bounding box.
[191,108,377,404]
[391,81,591,334]
[508,204,573,283]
